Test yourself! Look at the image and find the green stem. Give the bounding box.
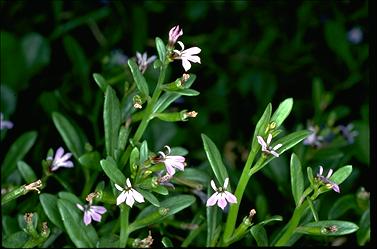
[119,205,130,247]
[119,64,168,169]
[222,149,258,243]
[274,200,309,246]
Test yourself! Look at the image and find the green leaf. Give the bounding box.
[52,112,86,159]
[250,224,268,246]
[58,191,82,204]
[270,98,293,129]
[93,73,108,92]
[357,209,370,246]
[78,151,101,171]
[206,184,219,247]
[2,231,28,248]
[139,140,149,165]
[161,236,173,247]
[21,32,50,76]
[251,104,272,153]
[103,86,121,158]
[137,188,160,207]
[296,220,359,236]
[307,198,319,222]
[258,215,283,226]
[307,167,314,186]
[329,165,352,185]
[290,153,304,206]
[1,131,37,181]
[155,37,166,62]
[328,195,357,219]
[128,59,149,97]
[163,88,200,96]
[17,161,37,183]
[100,157,126,186]
[201,133,229,188]
[57,199,98,247]
[63,35,89,83]
[129,195,195,232]
[39,193,64,229]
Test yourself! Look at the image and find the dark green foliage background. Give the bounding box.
[1,1,371,247]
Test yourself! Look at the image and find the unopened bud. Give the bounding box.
[248,209,256,222]
[133,95,143,109]
[25,180,42,194]
[24,213,33,224]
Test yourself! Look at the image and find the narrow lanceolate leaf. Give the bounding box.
[52,112,86,159]
[290,153,304,206]
[270,98,293,129]
[251,104,272,153]
[250,225,268,246]
[163,88,200,96]
[139,140,149,165]
[100,157,126,186]
[129,195,195,233]
[93,73,108,92]
[137,188,160,207]
[1,131,37,181]
[128,59,149,97]
[57,199,98,247]
[201,133,229,188]
[104,86,121,158]
[39,194,64,229]
[17,161,37,183]
[296,220,359,236]
[155,37,166,62]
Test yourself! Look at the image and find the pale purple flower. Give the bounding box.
[136,52,157,74]
[115,178,145,207]
[257,133,282,157]
[339,124,358,144]
[168,25,183,47]
[303,124,324,147]
[153,145,186,176]
[206,178,237,210]
[47,147,74,171]
[347,27,363,44]
[316,166,340,193]
[0,113,13,130]
[173,41,201,71]
[76,203,107,226]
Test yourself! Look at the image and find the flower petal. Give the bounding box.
[76,203,84,211]
[223,178,229,189]
[224,191,237,204]
[210,180,217,191]
[115,184,124,192]
[332,184,340,193]
[54,147,65,161]
[83,211,92,225]
[206,192,218,207]
[131,189,145,203]
[125,192,135,207]
[186,55,201,63]
[270,151,280,157]
[91,206,107,214]
[126,178,132,188]
[267,134,272,145]
[164,161,176,175]
[182,59,191,71]
[116,191,127,205]
[183,47,201,55]
[273,144,283,151]
[257,136,267,150]
[90,210,102,222]
[217,195,227,210]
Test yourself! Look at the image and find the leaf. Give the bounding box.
[21,32,50,76]
[328,195,357,219]
[129,195,195,232]
[155,37,166,62]
[2,231,28,248]
[307,198,319,222]
[52,112,86,159]
[258,215,283,226]
[270,98,293,129]
[161,236,173,247]
[139,140,149,165]
[201,133,229,188]
[100,157,126,186]
[137,188,160,207]
[290,153,304,206]
[357,209,370,246]
[128,59,149,97]
[251,104,272,153]
[58,191,82,204]
[206,184,219,247]
[93,73,108,92]
[296,220,359,236]
[163,88,200,96]
[103,86,121,158]
[1,131,37,181]
[78,151,101,171]
[63,35,89,82]
[17,161,37,183]
[57,199,98,247]
[329,165,352,185]
[39,193,64,229]
[250,224,268,246]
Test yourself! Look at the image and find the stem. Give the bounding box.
[222,149,258,243]
[274,200,309,246]
[119,64,167,170]
[119,205,130,247]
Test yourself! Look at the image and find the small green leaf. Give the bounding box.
[17,161,37,183]
[155,37,166,62]
[357,209,370,245]
[128,59,149,97]
[329,165,352,185]
[163,88,200,96]
[250,224,268,246]
[137,188,160,207]
[270,98,293,129]
[103,86,121,158]
[307,167,314,186]
[117,125,130,151]
[58,191,82,204]
[93,73,108,92]
[39,193,64,229]
[1,131,37,181]
[201,133,229,188]
[78,151,101,171]
[129,195,195,232]
[57,199,98,247]
[52,112,86,159]
[251,104,272,153]
[161,236,173,247]
[100,157,126,186]
[139,140,149,166]
[290,153,304,206]
[296,220,359,236]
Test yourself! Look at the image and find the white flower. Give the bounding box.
[206,178,237,210]
[153,145,186,176]
[257,133,282,157]
[76,203,107,226]
[168,25,183,46]
[173,41,201,71]
[115,178,145,207]
[47,147,74,171]
[136,52,157,74]
[0,113,13,130]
